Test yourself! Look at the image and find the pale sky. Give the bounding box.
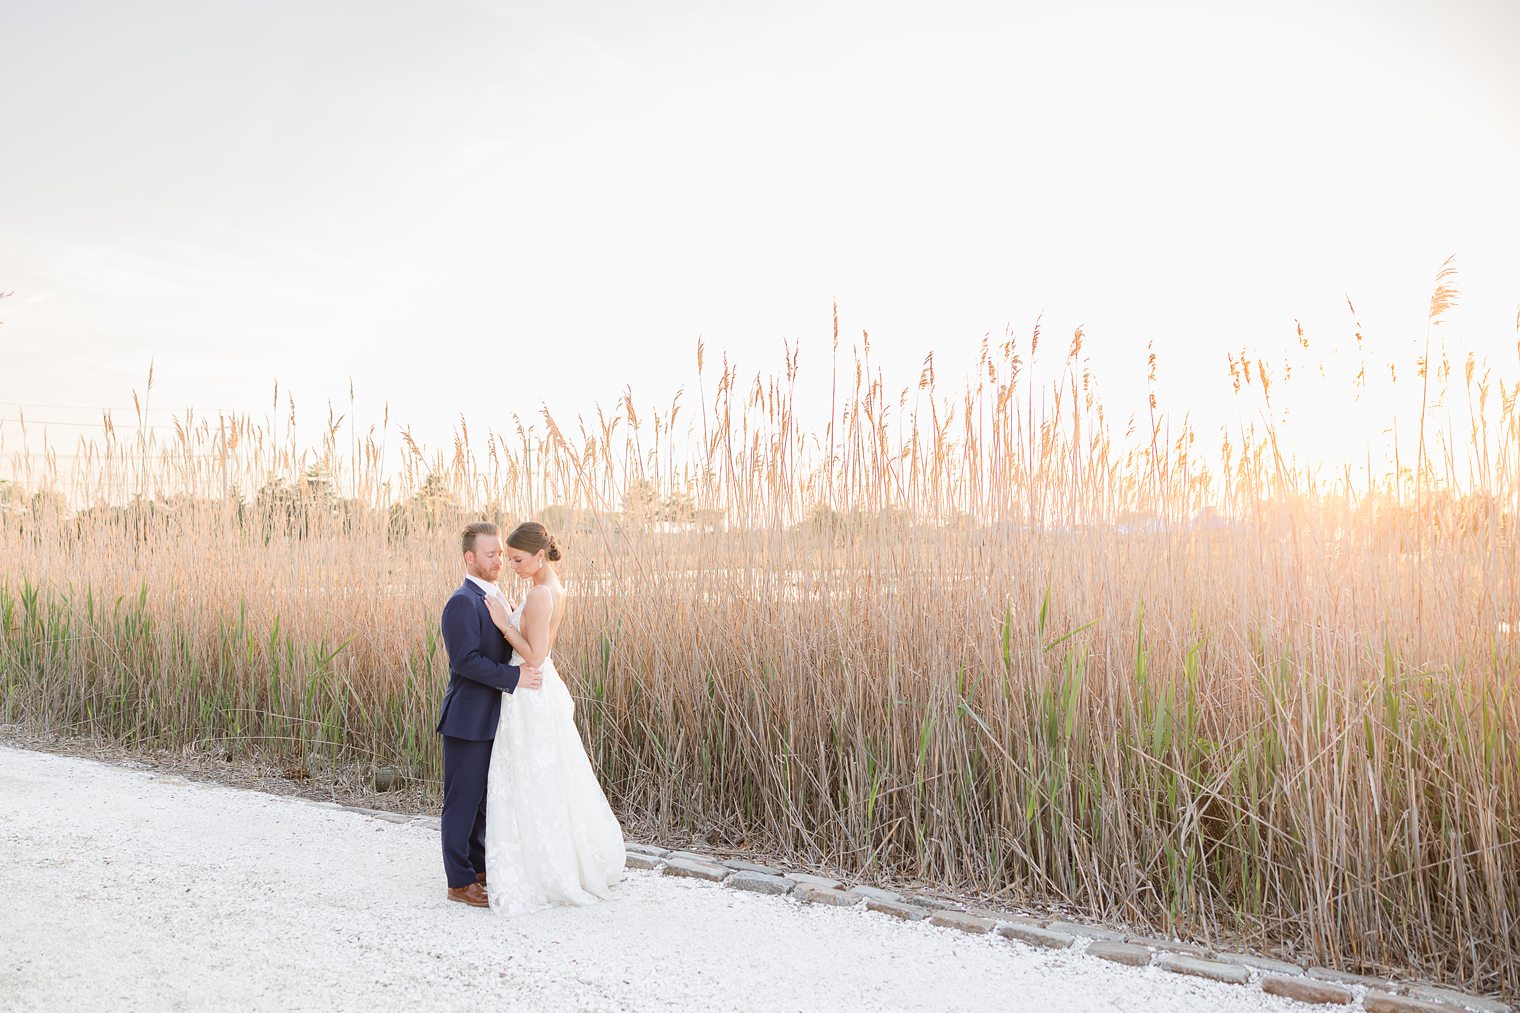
[3,0,1518,480]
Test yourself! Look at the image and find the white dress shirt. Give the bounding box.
[466,574,505,601]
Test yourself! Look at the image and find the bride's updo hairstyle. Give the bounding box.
[507,521,562,562]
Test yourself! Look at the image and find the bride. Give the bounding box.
[480,521,625,914]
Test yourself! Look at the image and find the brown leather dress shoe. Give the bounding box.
[447,883,489,908]
[476,872,487,886]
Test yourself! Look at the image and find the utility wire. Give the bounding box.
[0,401,239,413]
[1,417,181,430]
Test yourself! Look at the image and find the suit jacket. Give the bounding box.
[436,580,522,740]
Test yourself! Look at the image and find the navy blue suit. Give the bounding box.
[437,579,522,889]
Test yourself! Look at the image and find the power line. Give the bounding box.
[0,417,181,430]
[0,401,240,413]
[1,412,332,431]
[3,456,243,462]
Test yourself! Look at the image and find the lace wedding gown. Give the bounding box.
[484,598,625,914]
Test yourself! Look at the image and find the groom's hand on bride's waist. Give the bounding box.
[518,664,544,691]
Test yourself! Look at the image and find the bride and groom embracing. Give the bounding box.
[436,520,625,913]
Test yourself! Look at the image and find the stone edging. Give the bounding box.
[317,800,1512,1013]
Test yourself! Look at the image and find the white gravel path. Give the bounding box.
[0,745,1307,1013]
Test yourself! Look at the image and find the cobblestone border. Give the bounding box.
[315,800,1513,1013]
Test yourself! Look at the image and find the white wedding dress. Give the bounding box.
[484,598,625,914]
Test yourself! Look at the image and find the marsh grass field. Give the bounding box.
[3,294,1518,995]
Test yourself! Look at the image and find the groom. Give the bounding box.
[437,521,542,907]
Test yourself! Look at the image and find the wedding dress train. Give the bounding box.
[484,599,625,914]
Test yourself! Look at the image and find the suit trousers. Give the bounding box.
[441,734,494,889]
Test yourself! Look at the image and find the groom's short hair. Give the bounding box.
[461,521,499,555]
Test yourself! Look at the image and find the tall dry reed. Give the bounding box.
[2,287,1517,994]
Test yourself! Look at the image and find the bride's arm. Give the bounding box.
[483,587,554,664]
[485,595,528,655]
[512,586,554,666]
